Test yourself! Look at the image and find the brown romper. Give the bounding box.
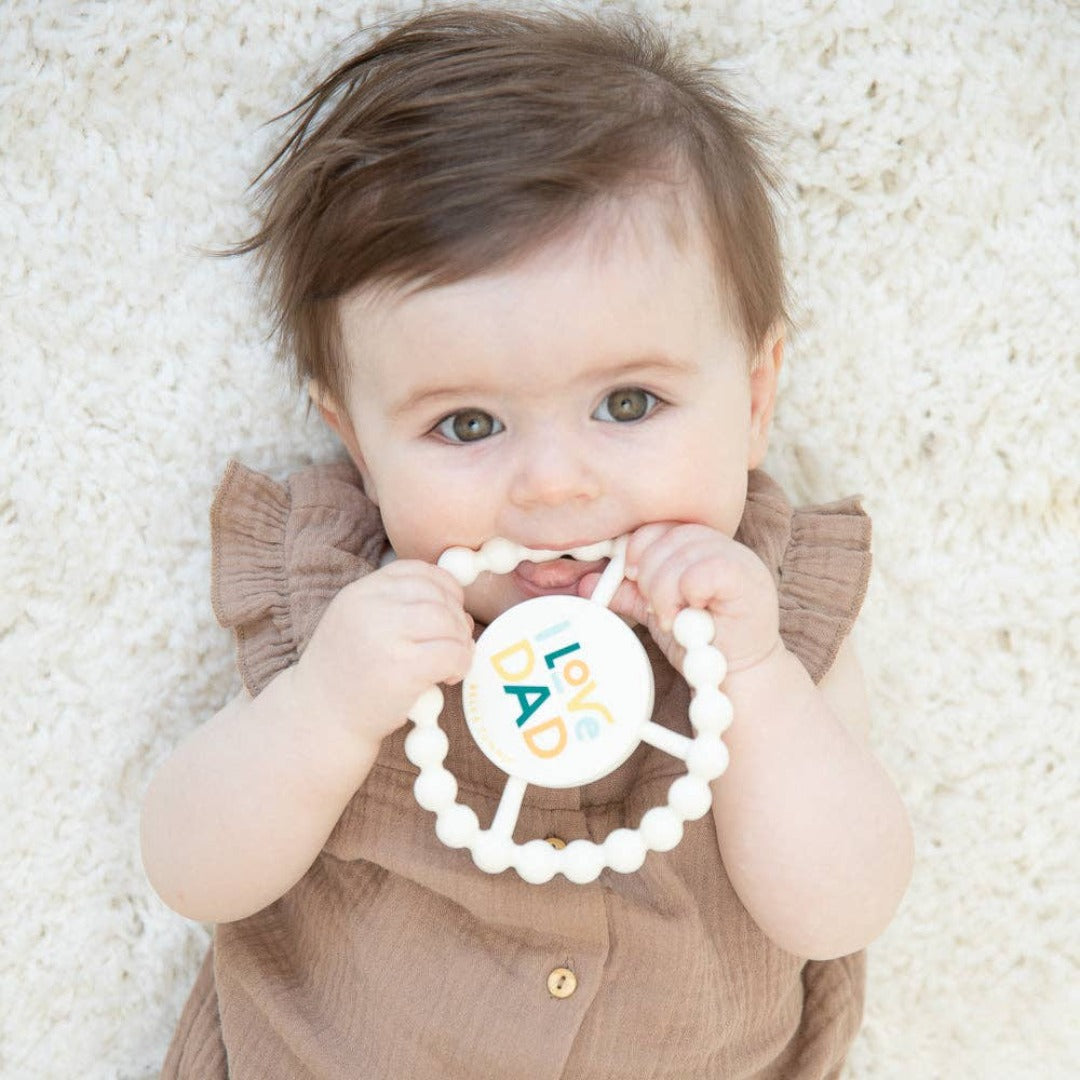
[163,462,872,1080]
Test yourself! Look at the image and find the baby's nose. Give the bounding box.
[508,437,600,509]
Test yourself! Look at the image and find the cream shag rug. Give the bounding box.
[2,1,1076,1077]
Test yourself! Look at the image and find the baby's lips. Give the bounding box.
[513,556,607,589]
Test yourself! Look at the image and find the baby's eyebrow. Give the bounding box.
[389,383,485,419]
[593,354,699,380]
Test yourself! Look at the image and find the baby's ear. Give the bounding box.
[747,327,784,469]
[308,381,379,505]
[309,380,346,436]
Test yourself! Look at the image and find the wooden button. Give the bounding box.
[547,967,577,999]
[544,836,566,850]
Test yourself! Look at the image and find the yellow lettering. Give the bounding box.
[492,639,535,682]
[567,680,613,725]
[564,658,589,686]
[523,715,568,759]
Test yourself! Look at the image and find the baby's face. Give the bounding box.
[332,193,779,624]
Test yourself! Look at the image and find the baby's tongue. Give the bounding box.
[514,557,608,590]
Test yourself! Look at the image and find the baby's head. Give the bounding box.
[242,6,789,623]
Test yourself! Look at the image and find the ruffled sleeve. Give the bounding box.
[209,460,386,696]
[737,470,872,684]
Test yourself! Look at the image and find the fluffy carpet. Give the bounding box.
[2,1,1076,1076]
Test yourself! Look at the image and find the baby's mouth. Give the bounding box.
[437,536,624,595]
[512,554,609,592]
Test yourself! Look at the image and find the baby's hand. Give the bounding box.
[293,561,474,751]
[583,523,781,676]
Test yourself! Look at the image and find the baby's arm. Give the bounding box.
[599,524,913,961]
[141,561,473,924]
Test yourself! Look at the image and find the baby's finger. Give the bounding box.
[634,529,727,622]
[647,540,747,630]
[624,522,680,579]
[576,573,650,625]
[410,635,476,686]
[677,553,749,613]
[381,559,467,609]
[406,598,475,645]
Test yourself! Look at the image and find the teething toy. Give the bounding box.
[404,537,733,884]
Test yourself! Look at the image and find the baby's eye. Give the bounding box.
[434,408,504,443]
[593,387,658,423]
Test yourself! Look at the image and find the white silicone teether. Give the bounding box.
[404,537,733,883]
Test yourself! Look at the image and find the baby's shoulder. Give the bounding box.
[741,470,872,684]
[210,458,387,695]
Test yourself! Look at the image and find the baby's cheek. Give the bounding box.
[376,510,438,566]
[716,491,750,540]
[461,574,513,627]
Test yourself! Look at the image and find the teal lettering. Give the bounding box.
[503,684,551,728]
[544,642,581,669]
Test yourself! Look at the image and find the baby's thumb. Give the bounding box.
[576,574,649,624]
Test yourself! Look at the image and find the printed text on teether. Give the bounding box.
[490,620,614,760]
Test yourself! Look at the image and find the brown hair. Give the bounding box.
[234,5,788,409]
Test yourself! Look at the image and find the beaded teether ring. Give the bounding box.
[404,537,733,884]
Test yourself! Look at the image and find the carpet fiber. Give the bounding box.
[2,1,1076,1076]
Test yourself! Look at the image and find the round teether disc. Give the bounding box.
[463,595,654,788]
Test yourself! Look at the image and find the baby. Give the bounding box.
[143,7,913,1078]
